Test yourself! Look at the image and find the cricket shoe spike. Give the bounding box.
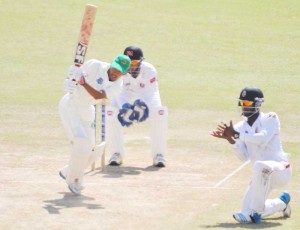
[233,212,251,223]
[250,212,261,224]
[108,152,122,166]
[153,154,166,167]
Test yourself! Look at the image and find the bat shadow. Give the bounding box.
[43,192,104,214]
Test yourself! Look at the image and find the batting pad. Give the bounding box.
[86,142,106,168]
[59,94,96,144]
[66,137,93,185]
[106,106,125,158]
[149,106,168,158]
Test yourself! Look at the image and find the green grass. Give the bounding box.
[0,0,299,229]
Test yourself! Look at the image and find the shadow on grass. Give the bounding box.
[86,165,163,178]
[43,192,104,214]
[201,220,282,229]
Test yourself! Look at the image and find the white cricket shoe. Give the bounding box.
[108,152,122,166]
[59,165,68,180]
[153,154,166,167]
[68,183,83,195]
[233,212,251,223]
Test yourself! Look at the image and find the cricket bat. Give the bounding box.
[74,4,97,66]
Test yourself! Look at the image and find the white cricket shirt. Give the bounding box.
[72,59,123,106]
[233,112,288,164]
[111,61,162,108]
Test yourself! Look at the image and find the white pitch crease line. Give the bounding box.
[214,161,250,188]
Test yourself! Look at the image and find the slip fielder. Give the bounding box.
[212,86,292,224]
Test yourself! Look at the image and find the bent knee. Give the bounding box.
[253,161,272,174]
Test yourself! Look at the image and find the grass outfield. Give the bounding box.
[0,0,299,229]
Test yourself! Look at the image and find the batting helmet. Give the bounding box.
[238,87,264,117]
[124,46,144,60]
[238,87,264,107]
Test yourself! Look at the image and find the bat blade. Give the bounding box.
[74,4,97,66]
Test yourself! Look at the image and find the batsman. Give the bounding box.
[107,46,168,167]
[59,55,131,195]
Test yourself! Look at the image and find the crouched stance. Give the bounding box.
[107,46,168,167]
[212,86,292,224]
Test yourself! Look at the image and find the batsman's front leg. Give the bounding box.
[67,137,93,195]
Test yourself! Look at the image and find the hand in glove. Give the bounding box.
[63,78,77,93]
[118,103,136,127]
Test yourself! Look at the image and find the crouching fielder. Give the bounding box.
[212,86,292,224]
[59,55,130,195]
[107,46,168,167]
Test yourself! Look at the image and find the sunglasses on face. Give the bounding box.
[130,58,144,66]
[239,100,254,106]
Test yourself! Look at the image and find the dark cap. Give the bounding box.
[124,46,143,60]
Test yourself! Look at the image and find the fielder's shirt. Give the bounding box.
[233,112,288,164]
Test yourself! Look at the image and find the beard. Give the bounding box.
[241,107,259,118]
[128,66,141,78]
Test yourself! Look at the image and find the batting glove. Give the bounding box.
[67,65,86,83]
[63,78,77,93]
[133,99,149,122]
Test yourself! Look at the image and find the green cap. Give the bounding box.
[111,54,131,74]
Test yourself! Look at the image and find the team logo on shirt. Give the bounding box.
[97,78,103,85]
[107,110,113,116]
[268,113,277,118]
[150,77,156,83]
[158,110,164,115]
[140,83,145,88]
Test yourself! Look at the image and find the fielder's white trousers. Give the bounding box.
[240,160,292,217]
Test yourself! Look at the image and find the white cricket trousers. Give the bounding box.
[59,93,95,185]
[106,105,168,160]
[240,160,292,217]
[59,93,95,143]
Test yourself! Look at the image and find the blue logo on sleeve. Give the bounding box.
[97,78,103,84]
